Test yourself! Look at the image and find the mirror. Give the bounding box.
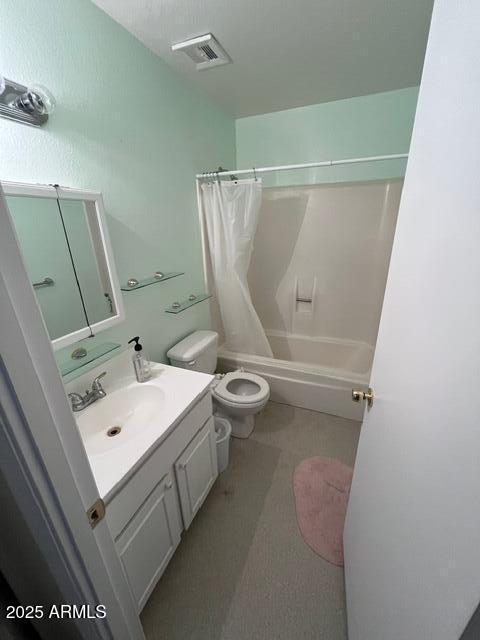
[3,182,124,349]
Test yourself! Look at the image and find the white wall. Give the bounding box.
[248,180,402,346]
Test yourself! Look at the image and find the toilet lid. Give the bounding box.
[213,371,269,405]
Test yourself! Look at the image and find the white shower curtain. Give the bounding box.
[201,179,273,358]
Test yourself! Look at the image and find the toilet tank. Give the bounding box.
[167,331,218,374]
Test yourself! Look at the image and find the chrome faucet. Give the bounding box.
[68,372,107,412]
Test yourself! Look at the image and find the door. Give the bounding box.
[175,417,218,529]
[344,2,480,639]
[117,473,182,611]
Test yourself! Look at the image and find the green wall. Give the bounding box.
[1,0,418,375]
[236,88,419,186]
[1,0,235,367]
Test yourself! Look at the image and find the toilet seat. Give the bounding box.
[213,371,269,406]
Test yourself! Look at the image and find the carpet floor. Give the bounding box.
[141,401,361,640]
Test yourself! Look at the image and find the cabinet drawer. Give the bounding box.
[116,472,182,612]
[106,391,212,538]
[175,416,218,529]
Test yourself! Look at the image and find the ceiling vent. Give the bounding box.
[171,34,231,71]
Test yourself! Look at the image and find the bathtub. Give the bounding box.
[218,331,373,421]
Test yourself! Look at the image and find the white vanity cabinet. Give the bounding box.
[104,391,218,612]
[116,472,182,611]
[175,416,218,529]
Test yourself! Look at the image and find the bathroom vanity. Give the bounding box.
[65,351,218,611]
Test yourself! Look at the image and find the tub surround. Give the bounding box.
[248,180,402,347]
[266,332,373,376]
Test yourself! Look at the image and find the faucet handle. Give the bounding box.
[92,371,106,386]
[68,392,84,411]
[92,371,107,396]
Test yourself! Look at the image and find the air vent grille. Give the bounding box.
[171,34,230,70]
[200,44,218,61]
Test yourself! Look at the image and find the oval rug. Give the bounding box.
[293,457,353,567]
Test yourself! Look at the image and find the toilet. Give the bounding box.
[167,331,270,438]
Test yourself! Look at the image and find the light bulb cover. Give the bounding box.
[27,84,56,115]
[0,75,55,126]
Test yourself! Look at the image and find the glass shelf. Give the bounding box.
[165,293,212,314]
[58,341,121,376]
[121,271,184,292]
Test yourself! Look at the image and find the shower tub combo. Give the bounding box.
[199,176,402,422]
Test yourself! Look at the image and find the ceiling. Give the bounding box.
[92,0,434,118]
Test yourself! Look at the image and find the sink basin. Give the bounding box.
[76,383,165,456]
[68,356,214,499]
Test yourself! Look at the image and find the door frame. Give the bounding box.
[0,185,144,639]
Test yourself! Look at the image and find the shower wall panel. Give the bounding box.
[248,179,402,348]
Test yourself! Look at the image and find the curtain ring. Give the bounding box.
[253,167,257,182]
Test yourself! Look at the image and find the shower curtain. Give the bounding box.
[201,179,273,358]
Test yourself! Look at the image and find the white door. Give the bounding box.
[344,2,480,639]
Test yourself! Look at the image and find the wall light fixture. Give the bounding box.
[0,74,56,127]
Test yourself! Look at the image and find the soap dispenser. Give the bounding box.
[128,336,151,383]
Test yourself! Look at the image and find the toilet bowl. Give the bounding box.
[212,371,270,438]
[167,330,270,439]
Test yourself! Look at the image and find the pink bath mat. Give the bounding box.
[293,457,353,567]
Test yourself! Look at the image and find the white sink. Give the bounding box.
[75,383,165,456]
[67,354,213,499]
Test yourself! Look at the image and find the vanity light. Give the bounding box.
[13,84,56,116]
[0,74,56,126]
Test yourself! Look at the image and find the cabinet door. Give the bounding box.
[116,472,181,611]
[175,417,218,529]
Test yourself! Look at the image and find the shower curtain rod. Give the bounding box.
[196,153,408,180]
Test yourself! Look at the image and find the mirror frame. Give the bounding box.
[2,181,125,350]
